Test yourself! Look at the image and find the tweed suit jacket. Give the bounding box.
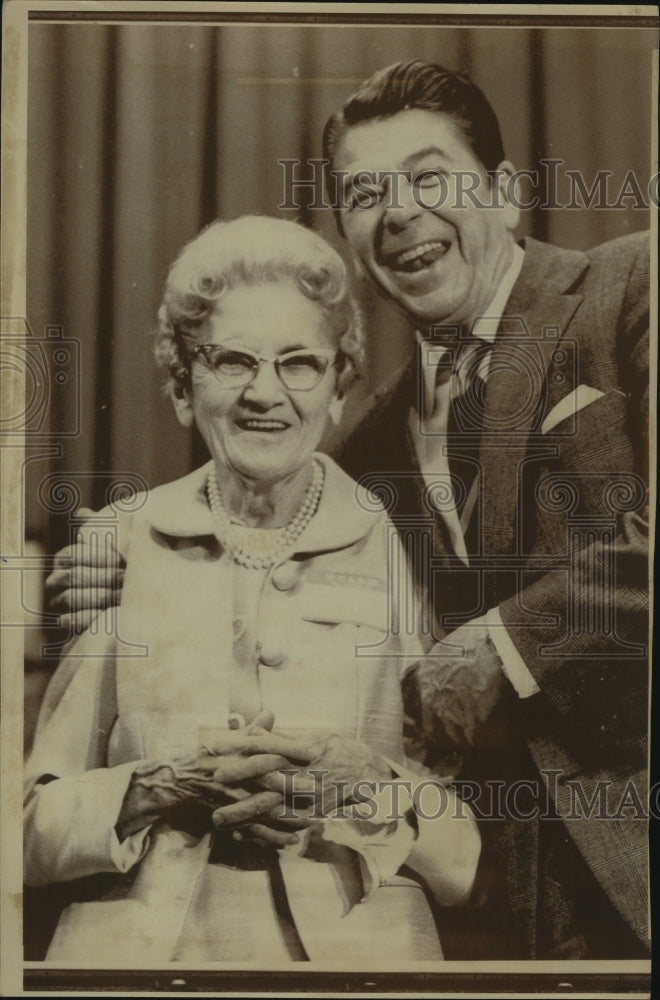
[336,231,650,958]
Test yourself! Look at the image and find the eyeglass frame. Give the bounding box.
[183,343,341,392]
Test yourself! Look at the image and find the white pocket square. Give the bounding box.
[541,384,606,434]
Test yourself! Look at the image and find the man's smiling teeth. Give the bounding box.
[240,419,288,430]
[389,240,450,271]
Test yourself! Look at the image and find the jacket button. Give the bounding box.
[259,647,286,668]
[271,563,299,591]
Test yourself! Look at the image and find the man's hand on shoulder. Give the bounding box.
[45,507,125,632]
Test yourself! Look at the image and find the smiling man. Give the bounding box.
[321,60,650,960]
[329,108,519,330]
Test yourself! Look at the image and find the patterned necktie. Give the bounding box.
[448,339,491,429]
[446,340,491,538]
[415,338,491,562]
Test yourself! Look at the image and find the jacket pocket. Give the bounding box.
[297,581,389,632]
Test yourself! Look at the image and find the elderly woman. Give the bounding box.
[25,216,479,964]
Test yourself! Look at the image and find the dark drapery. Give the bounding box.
[26,21,655,544]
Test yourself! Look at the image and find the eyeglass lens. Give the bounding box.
[194,347,332,390]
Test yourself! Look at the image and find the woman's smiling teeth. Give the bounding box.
[238,418,290,431]
[387,240,450,272]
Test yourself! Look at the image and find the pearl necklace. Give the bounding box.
[206,461,324,570]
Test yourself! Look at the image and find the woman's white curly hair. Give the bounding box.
[154,215,365,399]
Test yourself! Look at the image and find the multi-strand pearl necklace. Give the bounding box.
[206,460,324,570]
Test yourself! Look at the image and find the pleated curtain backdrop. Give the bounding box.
[26,21,655,549]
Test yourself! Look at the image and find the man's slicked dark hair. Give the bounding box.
[323,59,506,205]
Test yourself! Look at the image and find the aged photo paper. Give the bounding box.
[1,1,657,996]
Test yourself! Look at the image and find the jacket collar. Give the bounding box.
[505,236,588,315]
[144,453,384,555]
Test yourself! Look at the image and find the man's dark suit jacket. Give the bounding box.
[336,231,650,959]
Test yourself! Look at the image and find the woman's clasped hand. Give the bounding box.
[116,724,393,846]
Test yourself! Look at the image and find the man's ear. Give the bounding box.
[492,160,521,232]
[328,393,346,427]
[172,385,195,428]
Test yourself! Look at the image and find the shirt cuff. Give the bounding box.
[25,761,152,886]
[321,781,416,897]
[485,606,540,699]
[387,756,481,906]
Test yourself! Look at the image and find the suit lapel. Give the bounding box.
[480,239,588,557]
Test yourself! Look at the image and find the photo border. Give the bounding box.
[2,2,657,996]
